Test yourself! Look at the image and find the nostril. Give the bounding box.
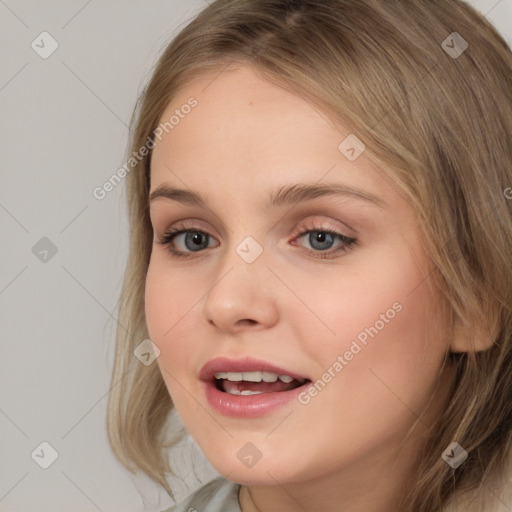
[237,319,257,326]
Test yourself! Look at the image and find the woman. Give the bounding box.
[107,1,512,510]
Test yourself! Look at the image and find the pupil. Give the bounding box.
[310,231,333,250]
[186,231,208,251]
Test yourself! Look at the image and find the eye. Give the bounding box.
[156,221,357,259]
[157,223,218,258]
[292,223,357,259]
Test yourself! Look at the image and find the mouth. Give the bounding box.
[199,357,312,417]
[213,371,309,395]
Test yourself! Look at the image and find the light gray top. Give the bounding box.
[161,477,242,512]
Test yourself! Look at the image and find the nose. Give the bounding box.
[201,249,279,333]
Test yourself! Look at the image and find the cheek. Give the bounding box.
[293,244,444,408]
[144,259,194,371]
[144,254,198,335]
[291,243,432,349]
[295,244,446,383]
[144,255,226,417]
[144,260,170,341]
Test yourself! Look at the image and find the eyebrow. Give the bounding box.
[149,182,387,209]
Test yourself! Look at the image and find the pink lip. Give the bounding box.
[199,356,311,418]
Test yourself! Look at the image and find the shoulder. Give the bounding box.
[160,477,241,512]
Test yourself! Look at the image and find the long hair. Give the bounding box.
[106,1,512,510]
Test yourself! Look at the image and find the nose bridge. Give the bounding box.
[215,204,267,274]
[201,231,276,331]
[210,231,267,301]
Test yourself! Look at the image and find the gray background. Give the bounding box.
[1,1,511,511]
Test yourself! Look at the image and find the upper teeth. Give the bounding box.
[214,371,295,383]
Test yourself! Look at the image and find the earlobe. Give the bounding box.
[449,314,501,353]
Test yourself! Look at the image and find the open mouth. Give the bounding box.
[200,358,312,416]
[213,371,310,395]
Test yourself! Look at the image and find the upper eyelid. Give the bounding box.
[150,199,362,232]
[163,219,350,238]
[162,222,352,249]
[155,211,356,235]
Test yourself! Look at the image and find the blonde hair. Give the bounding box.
[106,1,512,510]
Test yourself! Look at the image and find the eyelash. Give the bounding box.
[156,220,357,260]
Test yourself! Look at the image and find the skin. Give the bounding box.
[145,65,455,512]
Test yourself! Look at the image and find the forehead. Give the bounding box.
[149,65,399,212]
[153,66,336,159]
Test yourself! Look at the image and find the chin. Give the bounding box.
[202,446,308,486]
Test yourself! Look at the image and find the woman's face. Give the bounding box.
[145,65,451,487]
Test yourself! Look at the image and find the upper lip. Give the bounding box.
[199,356,310,382]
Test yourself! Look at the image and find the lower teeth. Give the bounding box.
[227,389,264,396]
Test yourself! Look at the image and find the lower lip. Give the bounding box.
[202,380,310,418]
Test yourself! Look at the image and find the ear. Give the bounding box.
[449,311,501,353]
